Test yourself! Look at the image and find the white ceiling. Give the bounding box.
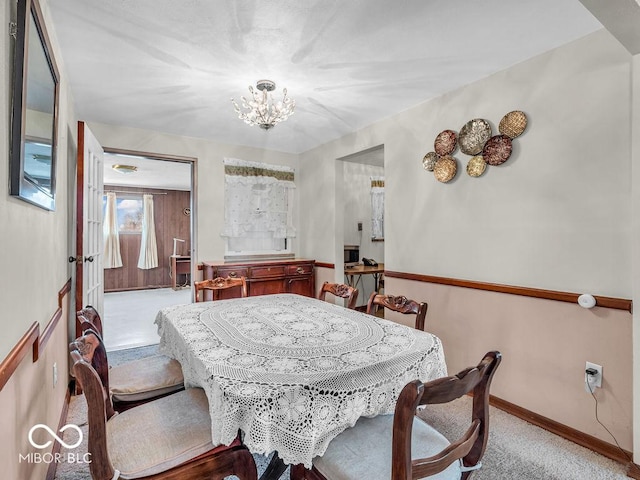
[103,153,191,190]
[48,0,605,160]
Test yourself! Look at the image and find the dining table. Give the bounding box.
[155,293,447,479]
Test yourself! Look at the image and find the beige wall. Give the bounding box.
[387,276,632,449]
[631,52,640,458]
[300,29,632,298]
[298,29,635,451]
[0,0,76,360]
[1,0,76,477]
[85,123,300,267]
[0,299,71,480]
[315,266,335,298]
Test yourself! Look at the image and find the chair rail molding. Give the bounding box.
[0,278,71,390]
[384,271,632,312]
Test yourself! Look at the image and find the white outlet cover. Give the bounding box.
[585,361,602,390]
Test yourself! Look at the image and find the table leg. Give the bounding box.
[259,452,287,480]
[345,273,354,287]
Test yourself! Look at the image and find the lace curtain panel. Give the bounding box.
[103,192,123,268]
[137,194,159,269]
[222,158,296,253]
[371,176,384,240]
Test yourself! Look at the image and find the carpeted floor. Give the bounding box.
[55,345,630,480]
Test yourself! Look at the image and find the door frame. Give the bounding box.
[75,121,105,338]
[101,146,198,302]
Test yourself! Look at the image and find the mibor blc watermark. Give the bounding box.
[19,424,92,465]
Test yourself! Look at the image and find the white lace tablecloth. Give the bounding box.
[155,294,447,468]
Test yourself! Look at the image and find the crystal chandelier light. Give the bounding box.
[231,79,295,130]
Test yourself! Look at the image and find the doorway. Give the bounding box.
[336,145,385,309]
[101,149,195,350]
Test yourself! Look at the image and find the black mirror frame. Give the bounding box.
[10,0,60,211]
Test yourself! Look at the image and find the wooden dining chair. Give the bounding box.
[70,338,258,480]
[77,305,103,335]
[318,281,359,310]
[75,309,185,412]
[195,276,248,302]
[291,351,502,480]
[366,293,428,331]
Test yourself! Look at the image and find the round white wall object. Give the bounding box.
[578,294,596,309]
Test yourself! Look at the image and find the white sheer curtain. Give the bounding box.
[222,158,296,254]
[103,192,123,268]
[137,194,159,269]
[371,176,384,240]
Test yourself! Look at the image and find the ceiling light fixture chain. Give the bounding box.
[231,79,295,130]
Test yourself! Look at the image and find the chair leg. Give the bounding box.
[233,447,259,480]
[291,464,325,480]
[162,446,258,479]
[290,464,306,480]
[259,453,288,480]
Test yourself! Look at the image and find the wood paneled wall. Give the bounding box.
[104,186,191,291]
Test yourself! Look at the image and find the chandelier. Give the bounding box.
[231,80,295,130]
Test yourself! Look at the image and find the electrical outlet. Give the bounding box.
[585,361,602,393]
[52,362,58,388]
[357,222,363,232]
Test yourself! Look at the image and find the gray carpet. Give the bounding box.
[55,346,629,480]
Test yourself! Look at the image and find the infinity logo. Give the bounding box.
[28,424,83,450]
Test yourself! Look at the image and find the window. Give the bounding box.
[222,158,296,257]
[102,194,143,234]
[371,176,384,241]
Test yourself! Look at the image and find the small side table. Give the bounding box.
[170,255,191,290]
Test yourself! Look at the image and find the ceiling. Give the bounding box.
[103,153,191,190]
[48,0,606,159]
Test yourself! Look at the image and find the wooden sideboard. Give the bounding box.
[202,258,315,299]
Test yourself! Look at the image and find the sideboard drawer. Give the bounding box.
[286,264,313,276]
[216,267,249,279]
[202,259,315,298]
[250,265,286,279]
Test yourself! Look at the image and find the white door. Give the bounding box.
[75,121,104,337]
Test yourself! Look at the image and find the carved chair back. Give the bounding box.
[392,351,502,479]
[318,282,359,310]
[290,351,501,480]
[70,330,116,418]
[195,276,248,302]
[77,305,103,336]
[366,293,428,330]
[69,345,258,480]
[70,348,118,480]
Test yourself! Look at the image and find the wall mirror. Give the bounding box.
[10,0,60,211]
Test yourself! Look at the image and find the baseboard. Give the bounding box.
[627,462,640,479]
[46,384,72,480]
[489,394,633,467]
[105,285,172,293]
